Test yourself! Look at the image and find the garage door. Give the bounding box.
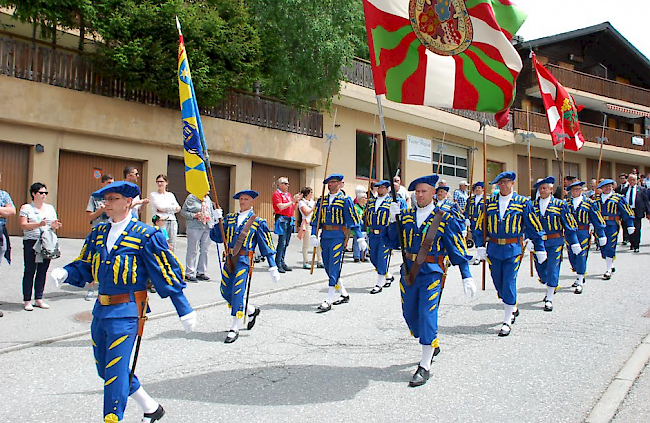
[518,156,549,198]
[432,142,469,191]
[251,162,301,228]
[0,141,30,235]
[57,151,142,239]
[167,157,230,235]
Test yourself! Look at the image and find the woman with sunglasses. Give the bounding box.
[149,174,181,251]
[19,182,62,311]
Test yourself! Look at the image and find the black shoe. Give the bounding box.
[498,323,511,337]
[185,275,197,282]
[612,267,616,273]
[544,301,553,312]
[0,310,3,318]
[383,281,392,288]
[354,258,360,263]
[317,301,332,313]
[574,285,583,294]
[142,404,165,422]
[247,308,260,330]
[224,330,239,343]
[332,295,350,305]
[433,346,441,360]
[196,274,210,281]
[386,275,395,282]
[629,245,634,250]
[511,308,520,324]
[277,267,286,274]
[603,271,612,280]
[571,280,579,288]
[634,248,640,253]
[282,264,292,272]
[370,286,382,294]
[622,241,628,246]
[408,366,430,387]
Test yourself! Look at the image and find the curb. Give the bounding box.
[0,264,399,355]
[585,332,650,423]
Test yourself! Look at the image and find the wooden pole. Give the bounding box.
[527,108,534,277]
[596,114,608,182]
[435,128,447,175]
[367,136,376,195]
[481,121,488,290]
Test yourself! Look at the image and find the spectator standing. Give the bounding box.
[622,174,650,253]
[123,166,149,219]
[149,174,181,251]
[353,192,368,262]
[272,176,302,273]
[298,187,323,269]
[585,179,597,199]
[393,176,410,207]
[19,183,62,311]
[181,192,214,282]
[453,181,469,211]
[84,173,114,300]
[615,173,630,245]
[0,173,16,318]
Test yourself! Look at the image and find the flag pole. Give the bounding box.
[480,119,488,290]
[435,127,447,175]
[596,114,608,182]
[367,115,378,196]
[526,107,534,277]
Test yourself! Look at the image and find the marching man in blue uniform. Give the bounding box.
[210,190,280,343]
[593,179,634,280]
[464,181,484,264]
[434,185,452,207]
[475,171,546,336]
[362,180,396,294]
[531,177,580,311]
[310,174,367,312]
[50,181,197,423]
[565,180,607,294]
[386,174,475,387]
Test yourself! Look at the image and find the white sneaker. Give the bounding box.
[85,290,95,301]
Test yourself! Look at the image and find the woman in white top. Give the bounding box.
[19,182,62,311]
[149,174,181,251]
[298,187,323,269]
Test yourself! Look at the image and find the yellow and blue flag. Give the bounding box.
[177,18,210,199]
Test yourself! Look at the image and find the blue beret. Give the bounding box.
[533,176,555,190]
[491,171,516,185]
[323,173,344,184]
[472,181,484,189]
[436,185,450,192]
[233,190,258,199]
[598,179,615,189]
[92,181,140,199]
[407,174,439,191]
[566,180,585,191]
[373,180,391,188]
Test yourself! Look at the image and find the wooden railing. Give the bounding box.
[533,64,650,108]
[512,109,650,152]
[344,58,513,130]
[0,36,323,138]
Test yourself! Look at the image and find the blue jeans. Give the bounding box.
[275,216,293,267]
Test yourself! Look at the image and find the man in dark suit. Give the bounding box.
[622,174,650,253]
[554,175,576,199]
[616,174,630,245]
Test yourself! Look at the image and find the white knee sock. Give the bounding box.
[376,273,385,288]
[420,345,434,371]
[130,387,159,414]
[246,304,256,315]
[606,257,614,272]
[327,286,336,303]
[546,286,555,302]
[577,274,584,285]
[504,304,516,324]
[229,316,242,334]
[339,283,349,297]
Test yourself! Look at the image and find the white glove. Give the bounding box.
[570,243,582,255]
[389,203,401,222]
[212,208,223,221]
[462,277,477,298]
[310,235,320,248]
[269,266,280,283]
[357,237,368,252]
[50,268,68,288]
[525,240,535,252]
[599,236,607,247]
[476,247,486,261]
[535,251,547,264]
[627,227,635,235]
[462,228,468,238]
[180,311,197,333]
[464,219,471,229]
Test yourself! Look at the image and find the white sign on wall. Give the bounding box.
[407,135,432,164]
[632,136,644,146]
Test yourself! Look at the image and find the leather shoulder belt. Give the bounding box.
[405,210,444,286]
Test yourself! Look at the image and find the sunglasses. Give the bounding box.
[37,191,48,195]
[156,180,166,183]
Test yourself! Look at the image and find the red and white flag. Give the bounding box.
[532,53,585,151]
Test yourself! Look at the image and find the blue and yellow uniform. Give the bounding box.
[362,194,394,277]
[476,192,545,306]
[386,201,471,348]
[565,195,606,275]
[209,210,276,317]
[64,217,192,423]
[311,191,362,287]
[532,196,579,288]
[593,191,634,259]
[464,193,484,241]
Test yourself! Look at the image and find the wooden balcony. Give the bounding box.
[0,36,323,138]
[512,109,650,152]
[531,64,650,108]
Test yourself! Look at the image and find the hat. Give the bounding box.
[407,174,440,191]
[92,181,140,199]
[323,173,344,184]
[598,179,616,189]
[566,180,586,191]
[373,180,391,188]
[233,190,259,199]
[436,185,450,192]
[459,180,469,186]
[472,181,484,189]
[533,176,555,190]
[491,171,516,185]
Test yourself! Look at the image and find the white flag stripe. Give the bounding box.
[538,72,558,99]
[367,0,408,19]
[470,17,522,72]
[574,134,584,149]
[423,50,456,108]
[547,106,561,132]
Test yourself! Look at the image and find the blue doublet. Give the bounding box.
[565,197,606,274]
[593,193,634,259]
[387,202,471,347]
[464,194,484,241]
[64,219,192,423]
[362,195,394,276]
[532,197,579,288]
[476,193,545,305]
[210,211,276,317]
[311,192,362,287]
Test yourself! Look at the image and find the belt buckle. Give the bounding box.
[99,295,111,306]
[497,238,506,245]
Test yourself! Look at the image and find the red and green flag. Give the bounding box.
[363,0,527,128]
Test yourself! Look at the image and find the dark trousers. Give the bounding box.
[275,217,293,267]
[622,222,629,243]
[630,216,643,249]
[23,239,51,301]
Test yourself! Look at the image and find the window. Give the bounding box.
[356,131,379,179]
[432,152,468,178]
[383,137,403,181]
